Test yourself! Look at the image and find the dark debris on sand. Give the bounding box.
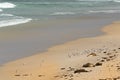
[74,69,89,74]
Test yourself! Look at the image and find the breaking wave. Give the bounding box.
[0,18,32,28]
[0,2,16,8]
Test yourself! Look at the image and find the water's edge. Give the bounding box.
[0,13,120,65]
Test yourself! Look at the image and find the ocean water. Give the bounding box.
[0,0,120,27]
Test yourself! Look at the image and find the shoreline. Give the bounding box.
[0,20,120,80]
[0,15,111,65]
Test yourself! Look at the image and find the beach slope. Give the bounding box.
[0,21,120,80]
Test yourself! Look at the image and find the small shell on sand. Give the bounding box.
[87,53,97,57]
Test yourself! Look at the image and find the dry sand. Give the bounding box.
[0,21,120,80]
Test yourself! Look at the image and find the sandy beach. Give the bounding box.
[0,20,120,80]
[0,16,110,64]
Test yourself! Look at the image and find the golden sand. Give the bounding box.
[1,21,120,80]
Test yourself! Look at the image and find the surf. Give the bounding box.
[0,2,16,8]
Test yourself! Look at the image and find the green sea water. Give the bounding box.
[0,0,120,27]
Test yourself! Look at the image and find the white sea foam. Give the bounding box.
[76,0,120,2]
[0,18,32,28]
[113,0,120,2]
[0,2,31,28]
[89,10,120,13]
[0,2,16,8]
[0,9,3,12]
[51,12,75,15]
[0,14,14,16]
[76,0,112,1]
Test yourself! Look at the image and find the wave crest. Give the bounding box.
[0,18,32,28]
[0,2,16,8]
[113,0,120,2]
[89,10,120,13]
[0,14,14,16]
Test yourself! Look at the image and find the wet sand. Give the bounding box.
[0,15,120,79]
[0,14,115,64]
